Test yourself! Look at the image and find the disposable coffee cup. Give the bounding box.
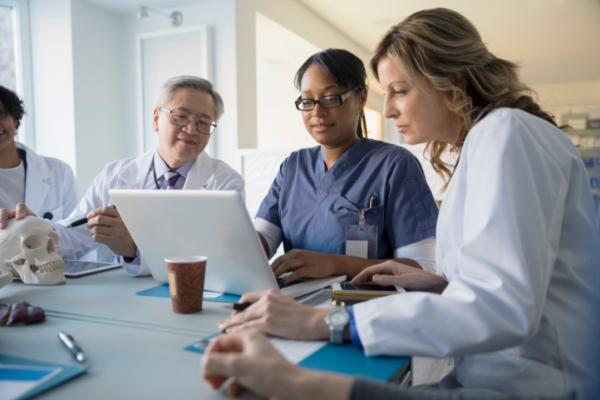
[165,256,207,313]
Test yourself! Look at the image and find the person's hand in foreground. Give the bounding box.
[218,289,329,340]
[0,203,34,229]
[202,330,352,400]
[352,260,447,294]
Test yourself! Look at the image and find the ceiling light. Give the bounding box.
[137,4,184,27]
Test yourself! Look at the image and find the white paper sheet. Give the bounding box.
[269,338,327,364]
[203,291,223,298]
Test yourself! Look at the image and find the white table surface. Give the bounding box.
[0,269,234,399]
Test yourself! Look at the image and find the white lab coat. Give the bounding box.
[54,150,244,274]
[16,143,78,220]
[353,109,600,396]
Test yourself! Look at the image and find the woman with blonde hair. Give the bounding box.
[203,8,599,399]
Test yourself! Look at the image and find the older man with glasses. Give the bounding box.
[2,76,243,276]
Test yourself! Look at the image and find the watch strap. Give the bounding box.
[330,325,344,344]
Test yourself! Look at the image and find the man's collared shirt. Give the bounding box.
[146,153,193,190]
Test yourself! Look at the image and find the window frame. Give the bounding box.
[0,0,35,148]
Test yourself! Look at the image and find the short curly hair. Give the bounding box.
[0,86,25,129]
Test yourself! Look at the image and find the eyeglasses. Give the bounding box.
[294,87,360,111]
[160,107,217,135]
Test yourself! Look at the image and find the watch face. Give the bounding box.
[330,311,349,326]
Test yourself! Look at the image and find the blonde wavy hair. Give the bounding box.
[370,8,557,183]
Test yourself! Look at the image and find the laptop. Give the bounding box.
[109,190,345,298]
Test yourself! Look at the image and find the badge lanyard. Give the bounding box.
[16,148,52,220]
[16,148,28,190]
[150,155,161,190]
[150,155,186,190]
[345,195,379,259]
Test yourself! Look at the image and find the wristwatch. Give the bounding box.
[324,301,349,344]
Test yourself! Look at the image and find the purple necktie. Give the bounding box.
[163,170,180,190]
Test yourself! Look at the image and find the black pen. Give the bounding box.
[66,216,88,228]
[232,302,252,311]
[66,205,116,228]
[58,331,86,363]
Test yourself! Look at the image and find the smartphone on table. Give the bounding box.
[331,282,404,303]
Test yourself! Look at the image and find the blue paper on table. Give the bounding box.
[184,335,408,382]
[0,354,87,400]
[136,283,240,303]
[299,344,409,381]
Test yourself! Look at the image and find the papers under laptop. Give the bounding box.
[110,190,345,298]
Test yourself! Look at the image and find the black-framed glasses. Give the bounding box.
[294,86,360,111]
[160,107,217,135]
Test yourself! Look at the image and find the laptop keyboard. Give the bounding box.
[276,276,311,288]
[276,277,292,288]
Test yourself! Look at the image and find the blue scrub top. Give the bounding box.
[256,139,438,258]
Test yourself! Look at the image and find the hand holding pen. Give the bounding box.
[219,290,330,340]
[232,302,252,312]
[66,205,116,228]
[83,206,137,259]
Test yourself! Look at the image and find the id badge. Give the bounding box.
[345,210,378,259]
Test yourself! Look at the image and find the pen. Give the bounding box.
[220,304,251,333]
[58,331,86,363]
[66,216,88,228]
[368,195,377,209]
[232,302,252,311]
[66,205,116,228]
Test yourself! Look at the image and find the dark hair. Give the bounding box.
[370,8,556,183]
[294,48,368,138]
[0,86,25,129]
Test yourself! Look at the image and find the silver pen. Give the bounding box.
[58,331,86,363]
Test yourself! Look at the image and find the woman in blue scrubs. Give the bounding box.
[255,49,439,283]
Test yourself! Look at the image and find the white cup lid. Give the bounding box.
[164,256,207,264]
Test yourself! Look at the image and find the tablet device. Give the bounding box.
[331,282,403,303]
[63,260,121,278]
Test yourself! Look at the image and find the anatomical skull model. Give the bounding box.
[0,216,65,285]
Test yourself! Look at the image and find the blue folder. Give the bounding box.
[0,353,87,400]
[185,336,409,382]
[298,343,409,381]
[136,283,240,303]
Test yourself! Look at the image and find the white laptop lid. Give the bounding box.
[110,189,346,297]
[110,190,279,295]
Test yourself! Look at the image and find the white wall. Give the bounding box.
[531,79,600,123]
[236,0,384,152]
[255,12,320,151]
[71,0,128,193]
[29,0,77,171]
[29,0,129,194]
